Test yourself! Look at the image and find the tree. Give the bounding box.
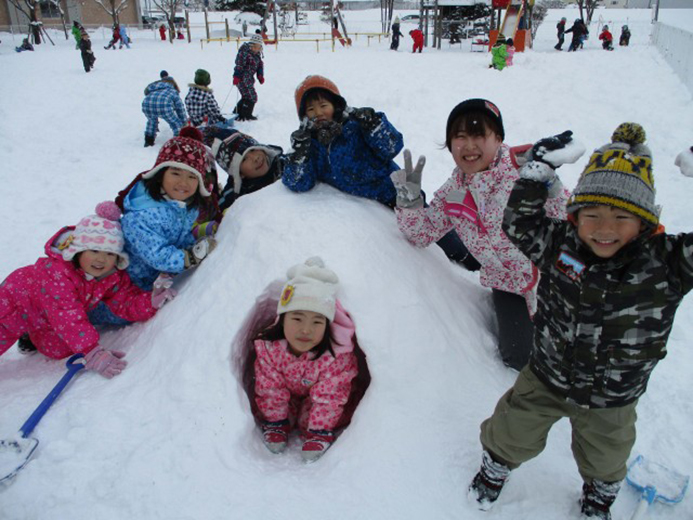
[7,0,42,44]
[89,0,129,28]
[575,0,601,24]
[153,0,183,42]
[216,0,263,14]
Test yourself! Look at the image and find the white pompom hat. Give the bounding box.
[277,257,339,321]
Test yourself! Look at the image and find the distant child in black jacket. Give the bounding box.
[79,33,96,72]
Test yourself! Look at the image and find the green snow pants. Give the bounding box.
[480,366,638,482]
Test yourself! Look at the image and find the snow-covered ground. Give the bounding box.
[1,7,692,520]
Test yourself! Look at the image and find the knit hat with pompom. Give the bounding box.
[567,122,658,226]
[277,257,340,321]
[60,201,129,269]
[142,126,212,197]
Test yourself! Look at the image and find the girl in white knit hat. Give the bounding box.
[0,202,175,378]
[249,257,363,463]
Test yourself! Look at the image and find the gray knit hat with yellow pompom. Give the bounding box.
[567,123,658,226]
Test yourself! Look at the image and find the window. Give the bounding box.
[40,0,61,19]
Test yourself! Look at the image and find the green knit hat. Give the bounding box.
[194,69,211,86]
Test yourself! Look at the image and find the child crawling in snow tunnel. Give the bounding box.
[235,257,370,463]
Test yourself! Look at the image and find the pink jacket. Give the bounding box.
[0,226,157,359]
[506,45,515,66]
[253,302,359,432]
[395,145,568,311]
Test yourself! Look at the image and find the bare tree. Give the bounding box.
[153,0,183,42]
[90,0,129,28]
[575,0,601,24]
[7,0,42,44]
[47,0,70,39]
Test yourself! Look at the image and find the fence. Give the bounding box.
[651,22,693,97]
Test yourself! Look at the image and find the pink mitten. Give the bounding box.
[151,287,177,309]
[84,348,127,379]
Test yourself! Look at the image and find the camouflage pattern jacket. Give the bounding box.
[503,178,693,408]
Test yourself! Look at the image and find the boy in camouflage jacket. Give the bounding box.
[469,123,693,520]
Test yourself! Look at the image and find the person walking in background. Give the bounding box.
[390,16,403,51]
[119,24,130,49]
[79,32,96,72]
[71,21,84,50]
[566,18,588,52]
[233,33,264,121]
[104,25,121,49]
[619,25,631,46]
[555,17,566,50]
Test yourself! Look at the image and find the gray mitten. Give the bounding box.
[184,236,217,268]
[390,149,425,209]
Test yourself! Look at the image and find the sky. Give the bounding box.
[0,7,692,520]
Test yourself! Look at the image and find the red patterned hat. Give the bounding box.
[142,126,212,197]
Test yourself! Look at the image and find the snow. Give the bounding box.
[1,7,693,520]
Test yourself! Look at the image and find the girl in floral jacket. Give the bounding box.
[251,257,359,463]
[0,203,173,378]
[391,99,573,370]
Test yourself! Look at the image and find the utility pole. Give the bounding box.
[653,0,660,22]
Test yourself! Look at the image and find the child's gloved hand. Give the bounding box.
[184,237,217,268]
[84,348,127,379]
[290,118,314,159]
[233,77,240,86]
[257,75,265,84]
[344,106,380,132]
[528,130,585,169]
[151,273,177,309]
[675,146,693,178]
[390,149,425,209]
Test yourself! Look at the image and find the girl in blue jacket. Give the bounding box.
[90,128,217,325]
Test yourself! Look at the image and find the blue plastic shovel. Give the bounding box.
[626,454,690,519]
[0,354,85,484]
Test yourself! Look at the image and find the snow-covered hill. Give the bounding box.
[1,8,692,520]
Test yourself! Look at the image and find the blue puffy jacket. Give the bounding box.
[121,181,198,290]
[282,114,403,206]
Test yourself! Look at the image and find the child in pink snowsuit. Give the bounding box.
[252,257,359,463]
[0,202,175,378]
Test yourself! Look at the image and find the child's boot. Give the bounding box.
[301,429,335,463]
[468,450,511,511]
[144,134,155,147]
[245,101,257,121]
[260,420,290,454]
[579,479,621,520]
[17,334,37,355]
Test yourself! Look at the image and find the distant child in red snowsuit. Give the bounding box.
[159,24,167,41]
[410,28,424,53]
[599,25,614,51]
[252,257,360,463]
[0,202,174,378]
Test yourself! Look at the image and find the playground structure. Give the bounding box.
[489,0,532,52]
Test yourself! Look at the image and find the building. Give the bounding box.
[1,0,143,31]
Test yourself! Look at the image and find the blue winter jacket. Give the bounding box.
[282,114,403,205]
[121,181,198,290]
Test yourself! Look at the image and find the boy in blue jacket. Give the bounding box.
[283,75,403,206]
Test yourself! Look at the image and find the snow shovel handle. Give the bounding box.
[630,486,656,520]
[19,354,86,439]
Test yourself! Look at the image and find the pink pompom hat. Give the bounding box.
[61,201,129,269]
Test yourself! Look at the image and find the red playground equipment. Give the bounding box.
[489,0,532,52]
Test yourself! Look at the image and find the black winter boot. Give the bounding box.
[245,100,257,120]
[144,134,155,147]
[580,479,621,520]
[18,334,37,355]
[468,450,511,511]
